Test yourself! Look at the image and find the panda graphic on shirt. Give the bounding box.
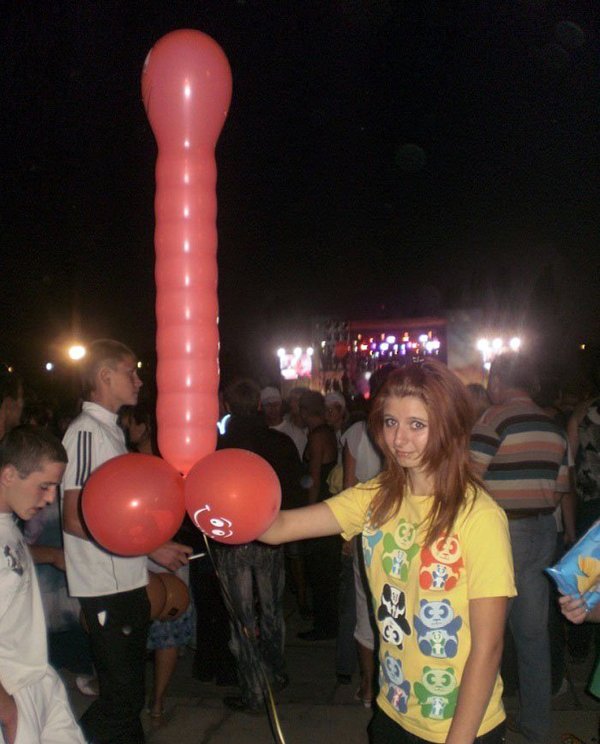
[414,666,459,720]
[376,583,411,649]
[413,599,462,659]
[381,519,420,582]
[419,534,464,591]
[380,651,411,713]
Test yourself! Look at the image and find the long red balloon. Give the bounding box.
[142,30,232,475]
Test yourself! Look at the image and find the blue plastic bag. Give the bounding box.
[546,520,600,612]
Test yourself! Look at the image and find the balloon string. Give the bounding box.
[202,534,287,744]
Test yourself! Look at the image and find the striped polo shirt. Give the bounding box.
[470,396,570,511]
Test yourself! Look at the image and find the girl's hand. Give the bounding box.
[558,593,588,624]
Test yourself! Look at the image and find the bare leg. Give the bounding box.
[150,646,179,716]
[356,640,375,702]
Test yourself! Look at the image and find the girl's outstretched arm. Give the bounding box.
[259,502,342,545]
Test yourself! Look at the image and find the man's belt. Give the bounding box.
[504,507,556,520]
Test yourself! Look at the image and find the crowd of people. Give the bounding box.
[0,340,599,744]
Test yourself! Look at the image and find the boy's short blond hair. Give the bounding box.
[80,339,136,400]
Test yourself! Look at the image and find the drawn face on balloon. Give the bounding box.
[192,504,234,540]
[207,516,233,539]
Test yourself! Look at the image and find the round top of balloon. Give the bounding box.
[81,453,185,556]
[185,449,281,544]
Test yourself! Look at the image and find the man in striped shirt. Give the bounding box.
[470,352,569,744]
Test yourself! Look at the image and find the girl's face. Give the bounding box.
[382,394,429,481]
[128,419,148,446]
[325,403,344,430]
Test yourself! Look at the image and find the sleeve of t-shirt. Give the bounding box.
[325,479,379,541]
[62,427,94,491]
[462,499,517,600]
[340,421,364,460]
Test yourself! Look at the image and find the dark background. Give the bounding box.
[1,1,599,395]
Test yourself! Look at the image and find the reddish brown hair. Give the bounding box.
[368,359,481,546]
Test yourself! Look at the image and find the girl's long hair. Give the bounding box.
[368,359,481,546]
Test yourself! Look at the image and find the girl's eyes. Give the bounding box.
[383,417,397,428]
[411,420,427,430]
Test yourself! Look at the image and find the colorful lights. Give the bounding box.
[277,346,313,381]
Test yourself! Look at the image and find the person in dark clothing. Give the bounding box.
[297,389,342,642]
[214,379,306,714]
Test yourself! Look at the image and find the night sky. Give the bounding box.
[1,1,599,388]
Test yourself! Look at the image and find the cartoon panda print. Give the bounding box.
[414,666,459,720]
[376,583,411,649]
[413,599,462,658]
[419,534,464,591]
[380,651,411,713]
[381,519,420,582]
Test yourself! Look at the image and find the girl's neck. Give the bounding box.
[407,469,434,495]
[136,437,153,455]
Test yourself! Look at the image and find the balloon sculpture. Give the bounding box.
[142,29,232,476]
[185,449,282,544]
[81,453,185,556]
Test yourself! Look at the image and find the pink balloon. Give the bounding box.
[185,449,282,545]
[142,29,232,475]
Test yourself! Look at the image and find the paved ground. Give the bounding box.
[62,598,600,744]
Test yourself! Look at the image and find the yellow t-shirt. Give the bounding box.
[326,479,516,743]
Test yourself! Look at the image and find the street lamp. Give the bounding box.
[68,345,86,361]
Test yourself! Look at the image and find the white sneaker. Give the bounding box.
[76,675,99,697]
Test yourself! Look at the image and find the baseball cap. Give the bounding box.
[260,386,282,405]
[324,391,346,409]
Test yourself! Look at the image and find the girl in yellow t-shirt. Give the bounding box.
[260,360,516,744]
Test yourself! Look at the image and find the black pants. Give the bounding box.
[304,534,342,636]
[189,561,236,683]
[79,587,150,744]
[368,708,506,743]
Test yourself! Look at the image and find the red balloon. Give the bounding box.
[142,30,232,475]
[185,449,281,545]
[81,454,185,556]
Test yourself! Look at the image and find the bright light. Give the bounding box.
[476,338,489,353]
[492,337,503,351]
[68,345,86,361]
[386,335,396,344]
[364,372,372,381]
[137,361,143,369]
[509,337,521,351]
[45,362,54,372]
[217,413,231,435]
[293,347,302,357]
[307,347,314,356]
[484,361,492,371]
[419,334,428,344]
[277,348,286,358]
[380,342,389,352]
[581,343,586,350]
